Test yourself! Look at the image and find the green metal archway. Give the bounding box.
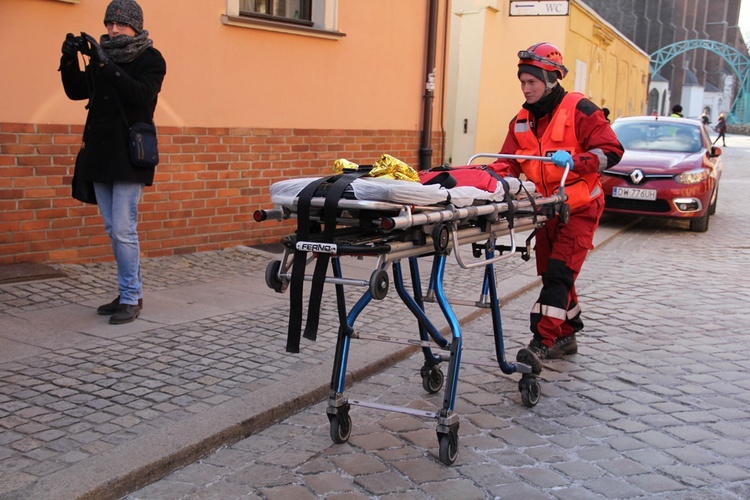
[650,39,750,124]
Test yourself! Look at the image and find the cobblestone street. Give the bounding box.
[123,138,750,500]
[2,138,749,499]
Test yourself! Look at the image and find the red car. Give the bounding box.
[602,115,722,232]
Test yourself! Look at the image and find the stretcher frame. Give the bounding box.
[254,154,569,465]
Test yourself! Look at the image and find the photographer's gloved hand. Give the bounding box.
[551,150,574,170]
[61,33,78,63]
[83,33,109,67]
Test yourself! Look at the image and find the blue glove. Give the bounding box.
[550,150,574,169]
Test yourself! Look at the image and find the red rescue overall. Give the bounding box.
[491,91,621,347]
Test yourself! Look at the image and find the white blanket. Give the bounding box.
[270,176,535,209]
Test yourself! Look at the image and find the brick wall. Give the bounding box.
[0,123,444,265]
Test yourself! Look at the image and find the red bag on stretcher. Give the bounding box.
[418,165,502,192]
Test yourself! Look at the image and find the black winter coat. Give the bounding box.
[60,47,166,186]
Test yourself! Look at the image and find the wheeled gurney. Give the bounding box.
[253,154,569,465]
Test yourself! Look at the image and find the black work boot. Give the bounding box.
[97,296,143,315]
[516,339,547,375]
[109,303,141,325]
[546,334,578,359]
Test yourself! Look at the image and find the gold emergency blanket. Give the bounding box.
[333,154,420,182]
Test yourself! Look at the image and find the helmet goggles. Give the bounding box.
[518,49,569,79]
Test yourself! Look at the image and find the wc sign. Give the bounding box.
[510,0,570,16]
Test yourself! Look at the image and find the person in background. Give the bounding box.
[489,42,624,374]
[700,113,711,140]
[59,0,166,324]
[713,113,727,147]
[670,104,684,117]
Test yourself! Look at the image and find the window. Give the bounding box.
[224,0,343,39]
[240,0,313,27]
[612,123,703,153]
[574,60,587,94]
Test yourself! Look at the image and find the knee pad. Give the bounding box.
[542,258,574,289]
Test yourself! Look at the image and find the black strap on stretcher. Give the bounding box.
[287,176,332,353]
[485,169,516,227]
[286,169,370,353]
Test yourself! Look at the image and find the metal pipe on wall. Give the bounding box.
[419,0,440,170]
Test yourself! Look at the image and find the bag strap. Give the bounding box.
[421,171,457,189]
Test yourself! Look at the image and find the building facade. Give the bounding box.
[1,0,659,266]
[443,0,650,164]
[0,0,449,265]
[583,0,748,120]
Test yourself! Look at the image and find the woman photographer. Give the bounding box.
[59,0,166,324]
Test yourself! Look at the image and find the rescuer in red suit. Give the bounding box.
[490,42,624,374]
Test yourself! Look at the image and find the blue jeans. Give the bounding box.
[93,181,144,305]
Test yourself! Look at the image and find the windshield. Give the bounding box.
[613,121,703,153]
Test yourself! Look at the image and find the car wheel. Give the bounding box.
[689,213,709,232]
[708,188,718,216]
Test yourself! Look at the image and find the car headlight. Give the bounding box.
[675,168,710,185]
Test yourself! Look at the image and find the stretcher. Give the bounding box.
[253,154,569,465]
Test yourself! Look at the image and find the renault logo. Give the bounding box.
[629,169,644,184]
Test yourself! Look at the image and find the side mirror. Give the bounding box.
[709,146,721,157]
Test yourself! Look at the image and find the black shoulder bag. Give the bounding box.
[114,92,159,168]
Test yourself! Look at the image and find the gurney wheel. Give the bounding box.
[432,224,450,254]
[421,367,444,394]
[369,269,389,300]
[438,429,459,465]
[265,260,284,293]
[329,413,352,444]
[558,203,570,224]
[519,374,541,408]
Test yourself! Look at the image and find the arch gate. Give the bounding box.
[650,39,750,124]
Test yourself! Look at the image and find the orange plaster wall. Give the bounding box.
[0,0,445,131]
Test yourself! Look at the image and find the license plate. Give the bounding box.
[612,186,657,201]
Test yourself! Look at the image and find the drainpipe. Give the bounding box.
[419,0,439,170]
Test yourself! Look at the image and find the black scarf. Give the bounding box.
[522,84,566,122]
[100,31,153,64]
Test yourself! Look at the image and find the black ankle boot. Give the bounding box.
[516,339,547,374]
[546,334,578,359]
[108,303,141,325]
[97,296,143,315]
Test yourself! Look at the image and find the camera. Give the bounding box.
[69,32,90,55]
